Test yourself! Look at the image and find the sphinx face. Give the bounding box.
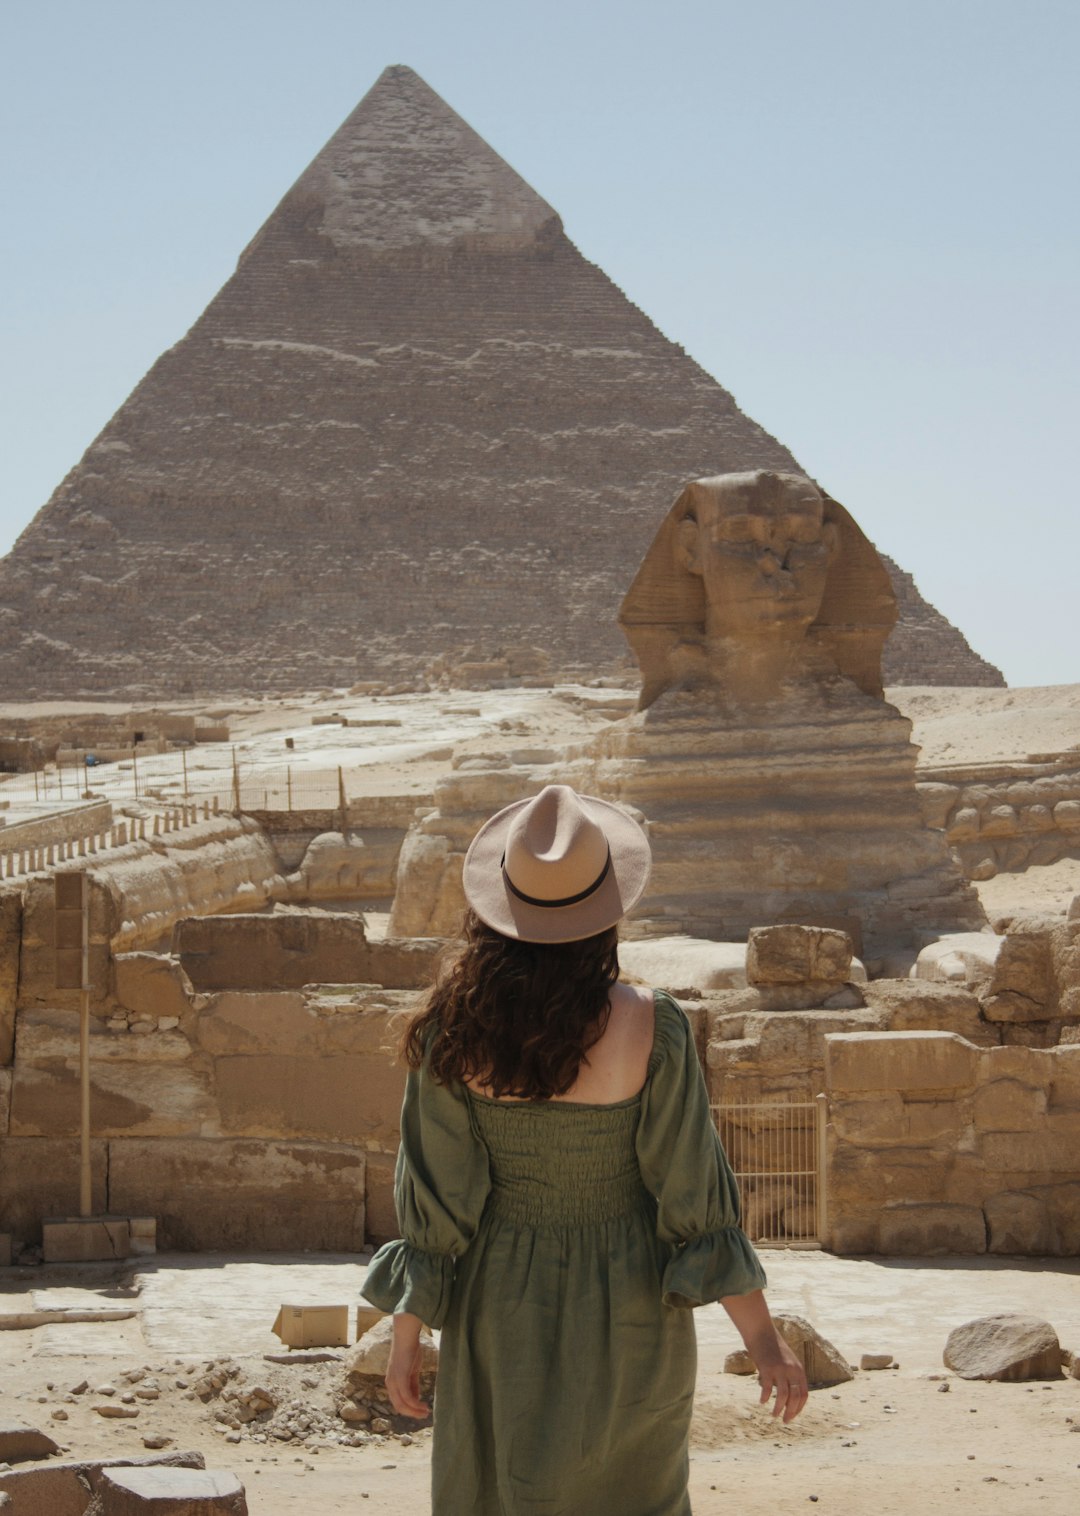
[679,473,837,639]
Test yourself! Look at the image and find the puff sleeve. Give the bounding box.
[636,990,767,1308]
[361,1047,491,1329]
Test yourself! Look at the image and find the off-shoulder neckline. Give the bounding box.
[463,990,684,1112]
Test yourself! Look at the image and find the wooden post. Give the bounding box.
[182,747,189,799]
[815,1092,829,1248]
[131,745,139,799]
[232,747,241,812]
[287,765,293,812]
[338,766,348,836]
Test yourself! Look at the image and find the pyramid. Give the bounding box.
[0,66,1003,697]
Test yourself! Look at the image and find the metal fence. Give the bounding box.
[714,1097,828,1247]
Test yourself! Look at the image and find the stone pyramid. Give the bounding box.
[0,66,1002,697]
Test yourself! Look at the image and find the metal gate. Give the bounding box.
[713,1096,828,1247]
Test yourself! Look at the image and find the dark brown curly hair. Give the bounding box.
[402,909,621,1099]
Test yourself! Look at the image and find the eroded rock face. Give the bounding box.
[943,1314,1063,1381]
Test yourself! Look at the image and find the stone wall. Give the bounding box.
[917,763,1080,879]
[825,1031,1080,1256]
[0,799,114,855]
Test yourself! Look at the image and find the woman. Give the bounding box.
[362,784,807,1514]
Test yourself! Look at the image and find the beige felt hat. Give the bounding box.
[462,785,652,943]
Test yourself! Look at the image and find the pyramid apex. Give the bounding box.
[283,64,560,254]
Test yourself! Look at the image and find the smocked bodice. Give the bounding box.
[468,1094,651,1227]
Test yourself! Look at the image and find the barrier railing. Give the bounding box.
[713,1096,828,1247]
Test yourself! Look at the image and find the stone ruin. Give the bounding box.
[0,467,1069,1267]
[0,66,1001,699]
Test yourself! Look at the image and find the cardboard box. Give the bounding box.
[271,1304,349,1349]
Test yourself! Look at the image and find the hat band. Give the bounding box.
[501,847,612,909]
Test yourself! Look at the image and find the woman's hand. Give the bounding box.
[720,1289,810,1423]
[753,1334,809,1423]
[385,1312,431,1420]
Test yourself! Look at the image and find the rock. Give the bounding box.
[943,1314,1063,1381]
[859,1353,894,1370]
[344,1316,439,1379]
[143,1435,174,1449]
[0,1422,60,1463]
[619,936,747,995]
[723,1313,853,1387]
[94,1404,141,1418]
[746,926,853,987]
[50,1409,69,1421]
[89,1465,248,1514]
[338,1403,371,1424]
[913,933,1002,988]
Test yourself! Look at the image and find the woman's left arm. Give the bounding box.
[721,1288,809,1424]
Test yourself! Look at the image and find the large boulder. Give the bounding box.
[619,937,747,996]
[0,1422,60,1463]
[85,1465,247,1515]
[943,1313,1063,1381]
[344,1314,440,1380]
[746,926,853,987]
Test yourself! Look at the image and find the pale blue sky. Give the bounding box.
[1,0,1076,685]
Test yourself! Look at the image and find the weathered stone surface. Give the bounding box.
[746,925,853,987]
[878,1203,987,1255]
[0,1067,10,1137]
[0,1138,109,1247]
[913,933,1002,988]
[826,1031,979,1094]
[88,1465,247,1515]
[196,989,413,1058]
[985,1191,1054,1255]
[0,1423,60,1463]
[286,832,393,903]
[860,1353,894,1370]
[108,1139,365,1251]
[620,937,747,995]
[723,1313,852,1387]
[10,1058,216,1138]
[113,954,202,1021]
[345,1316,439,1378]
[943,1313,1062,1381]
[214,1055,403,1142]
[859,979,994,1044]
[0,892,19,1065]
[0,1451,205,1516]
[15,1008,193,1065]
[972,1078,1046,1131]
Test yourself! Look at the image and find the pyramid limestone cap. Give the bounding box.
[281,64,560,253]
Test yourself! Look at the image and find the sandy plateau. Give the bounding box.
[2,682,1079,1512]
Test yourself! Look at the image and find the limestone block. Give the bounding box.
[0,1451,206,1516]
[912,933,1001,988]
[290,831,394,902]
[1053,799,1080,829]
[0,1138,109,1247]
[388,830,460,938]
[978,1124,1080,1178]
[826,1031,978,1095]
[914,782,960,830]
[0,1421,61,1463]
[196,990,413,1058]
[944,1314,1061,1381]
[902,1098,966,1144]
[346,1316,439,1378]
[723,1313,852,1387]
[363,1151,398,1244]
[981,804,1020,838]
[878,1203,987,1255]
[973,1078,1047,1132]
[983,929,1054,1017]
[746,925,852,986]
[829,1091,905,1145]
[948,806,981,841]
[108,1138,365,1251]
[1019,804,1054,833]
[0,892,19,1065]
[1048,1044,1080,1107]
[619,937,747,995]
[214,1054,404,1143]
[43,1216,131,1263]
[981,992,1054,1024]
[16,1008,193,1064]
[10,1059,216,1138]
[113,953,201,1021]
[175,910,369,992]
[985,1191,1054,1254]
[1041,1181,1080,1253]
[0,1068,10,1137]
[860,978,992,1042]
[89,1465,247,1514]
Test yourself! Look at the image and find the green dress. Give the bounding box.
[362,990,766,1516]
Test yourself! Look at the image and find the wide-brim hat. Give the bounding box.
[462,784,652,943]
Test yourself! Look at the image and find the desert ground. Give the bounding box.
[1,1249,1078,1514]
[2,680,1079,1511]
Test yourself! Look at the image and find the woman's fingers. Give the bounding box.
[758,1363,809,1423]
[385,1367,430,1419]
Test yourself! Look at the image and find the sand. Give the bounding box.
[2,1250,1079,1514]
